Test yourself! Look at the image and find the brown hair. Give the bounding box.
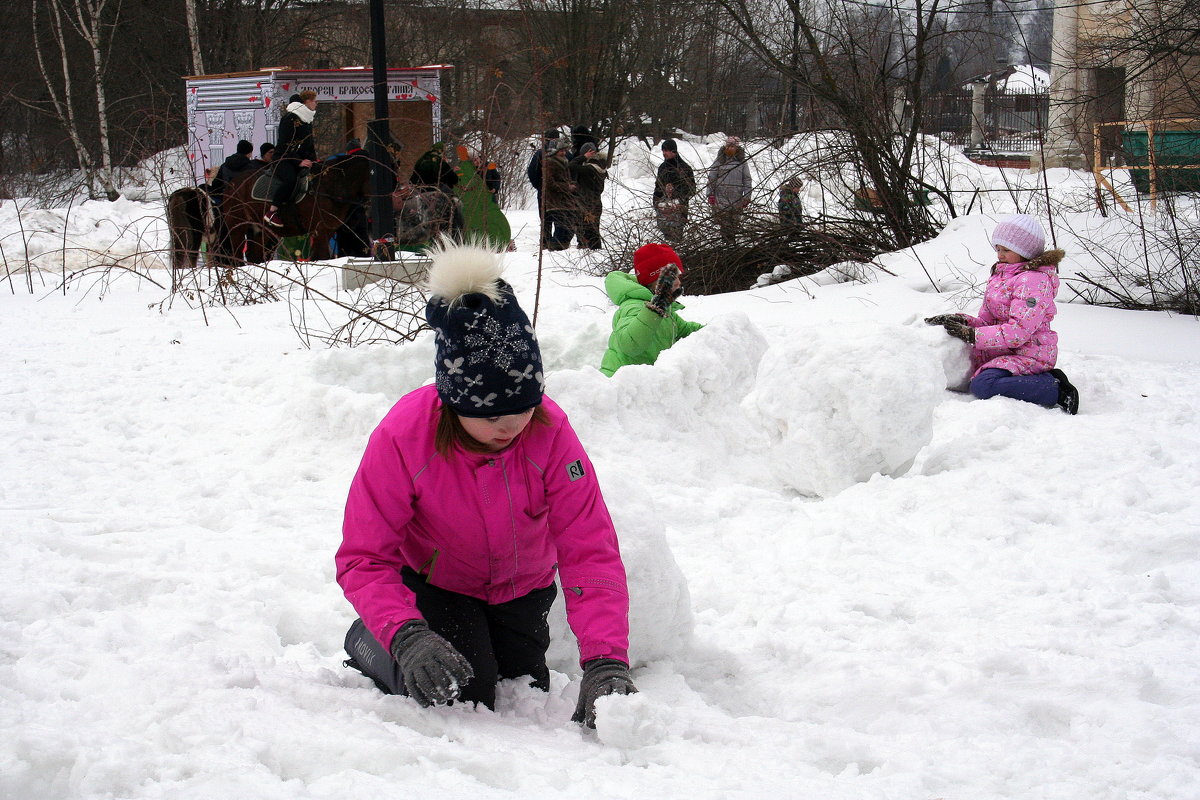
[434,404,550,457]
[298,89,317,103]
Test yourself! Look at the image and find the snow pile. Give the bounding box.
[745,323,946,497]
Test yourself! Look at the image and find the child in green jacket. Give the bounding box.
[599,243,703,376]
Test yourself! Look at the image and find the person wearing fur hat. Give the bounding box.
[264,90,318,228]
[706,135,753,241]
[599,243,704,376]
[926,214,1079,414]
[337,241,635,727]
[568,142,607,249]
[653,139,696,242]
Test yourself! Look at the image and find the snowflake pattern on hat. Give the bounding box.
[427,280,544,417]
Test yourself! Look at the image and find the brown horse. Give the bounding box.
[218,151,384,265]
[166,185,224,272]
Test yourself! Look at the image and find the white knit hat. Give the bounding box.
[990,214,1046,260]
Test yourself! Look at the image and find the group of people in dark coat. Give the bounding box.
[526,126,608,250]
[208,140,275,205]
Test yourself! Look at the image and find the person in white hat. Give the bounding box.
[925,214,1079,414]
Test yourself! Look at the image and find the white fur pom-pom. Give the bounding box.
[424,237,506,306]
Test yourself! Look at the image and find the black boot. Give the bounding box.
[1049,369,1079,415]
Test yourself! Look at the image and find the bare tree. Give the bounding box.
[30,0,123,199]
[706,0,956,247]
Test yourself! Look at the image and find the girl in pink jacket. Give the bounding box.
[336,242,635,727]
[926,215,1080,414]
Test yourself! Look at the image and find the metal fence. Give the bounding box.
[922,90,1049,153]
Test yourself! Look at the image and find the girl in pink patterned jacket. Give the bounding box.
[336,241,635,728]
[926,215,1080,414]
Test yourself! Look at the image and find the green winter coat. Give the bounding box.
[599,270,703,376]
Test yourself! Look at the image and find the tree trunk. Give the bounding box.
[185,0,204,76]
[32,0,98,195]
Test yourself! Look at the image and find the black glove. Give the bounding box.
[645,264,681,318]
[571,658,637,728]
[389,620,474,707]
[941,319,975,344]
[924,313,968,327]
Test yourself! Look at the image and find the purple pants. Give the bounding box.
[970,368,1058,407]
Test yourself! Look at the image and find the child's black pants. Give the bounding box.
[343,567,557,710]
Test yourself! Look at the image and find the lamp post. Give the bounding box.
[366,0,396,260]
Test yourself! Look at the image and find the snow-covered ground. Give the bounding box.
[2,137,1199,799]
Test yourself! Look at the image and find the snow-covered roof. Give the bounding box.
[963,64,1050,93]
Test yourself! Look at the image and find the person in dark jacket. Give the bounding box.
[410,142,460,192]
[652,139,696,242]
[249,141,275,170]
[570,125,598,160]
[264,91,318,228]
[211,140,255,204]
[526,129,560,247]
[569,142,607,249]
[541,139,576,251]
[778,176,805,228]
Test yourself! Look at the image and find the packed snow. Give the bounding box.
[2,135,1199,800]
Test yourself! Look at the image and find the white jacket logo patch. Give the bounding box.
[566,460,586,482]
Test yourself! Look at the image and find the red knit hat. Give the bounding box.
[633,243,684,286]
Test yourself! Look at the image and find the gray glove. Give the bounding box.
[924,313,968,327]
[571,658,637,728]
[941,319,975,344]
[389,620,474,707]
[645,264,681,318]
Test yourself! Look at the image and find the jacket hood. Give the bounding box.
[994,247,1065,276]
[605,270,653,304]
[1029,248,1065,269]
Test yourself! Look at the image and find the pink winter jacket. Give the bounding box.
[336,384,630,666]
[964,249,1064,378]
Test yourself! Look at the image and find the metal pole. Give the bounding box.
[367,0,395,260]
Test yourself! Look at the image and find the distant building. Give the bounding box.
[1036,0,1200,170]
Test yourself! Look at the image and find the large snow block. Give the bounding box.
[746,323,944,497]
[545,484,693,673]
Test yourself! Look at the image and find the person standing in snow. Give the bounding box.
[925,214,1079,414]
[337,241,636,728]
[599,243,703,376]
[526,129,560,249]
[541,139,577,250]
[568,142,607,249]
[777,176,805,228]
[706,135,753,241]
[653,139,696,242]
